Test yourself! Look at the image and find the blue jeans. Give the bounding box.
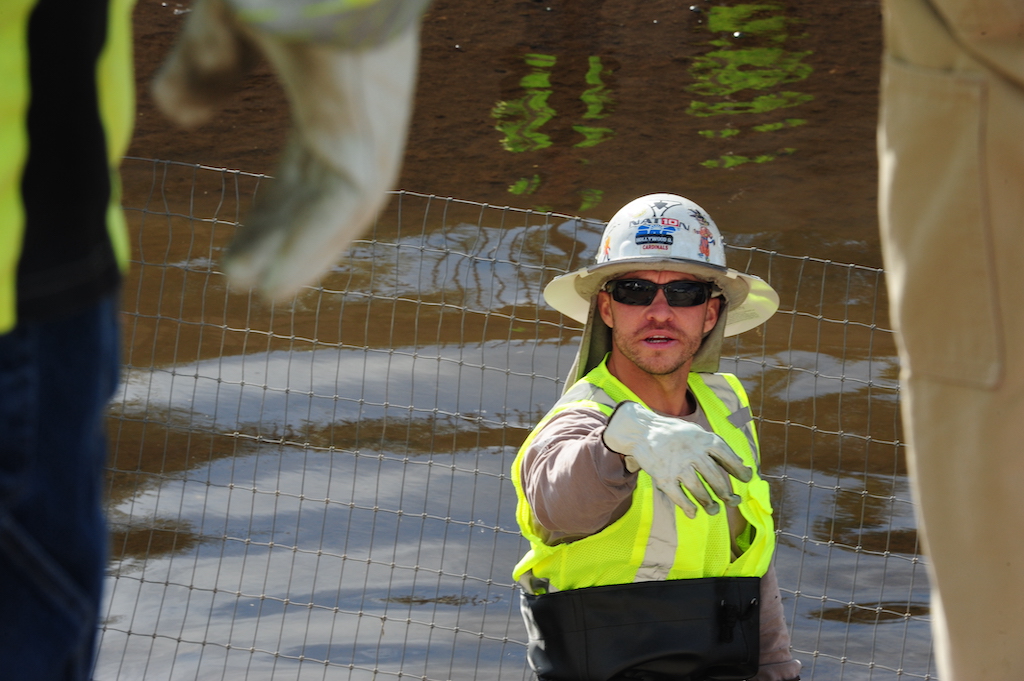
[0,295,119,680]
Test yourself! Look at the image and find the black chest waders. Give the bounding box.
[520,577,760,681]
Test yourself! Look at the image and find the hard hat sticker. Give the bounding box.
[690,209,716,261]
[632,217,680,247]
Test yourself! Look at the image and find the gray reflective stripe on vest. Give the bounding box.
[700,374,759,466]
[633,488,678,582]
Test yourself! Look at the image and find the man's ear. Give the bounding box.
[703,297,721,334]
[598,291,614,328]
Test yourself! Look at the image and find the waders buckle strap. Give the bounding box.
[719,596,759,643]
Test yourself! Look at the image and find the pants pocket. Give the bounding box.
[879,55,1003,388]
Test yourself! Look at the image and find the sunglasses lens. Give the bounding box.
[608,279,711,307]
[664,282,710,307]
[610,280,657,306]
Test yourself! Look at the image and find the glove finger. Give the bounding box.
[224,26,419,299]
[689,456,742,508]
[675,470,721,516]
[152,0,261,128]
[660,484,701,519]
[223,136,376,297]
[708,444,754,483]
[719,491,744,508]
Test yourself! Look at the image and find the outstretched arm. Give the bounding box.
[520,408,637,545]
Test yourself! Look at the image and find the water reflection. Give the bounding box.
[686,3,813,168]
[100,430,528,680]
[488,2,819,209]
[116,340,570,436]
[102,332,928,680]
[493,53,560,153]
[102,0,907,674]
[102,165,935,680]
[109,0,911,661]
[576,56,616,145]
[493,52,616,211]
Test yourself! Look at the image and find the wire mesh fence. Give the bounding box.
[98,157,935,680]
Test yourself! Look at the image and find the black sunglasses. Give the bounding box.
[604,278,714,307]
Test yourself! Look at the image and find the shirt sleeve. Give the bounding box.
[519,407,637,545]
[752,563,802,681]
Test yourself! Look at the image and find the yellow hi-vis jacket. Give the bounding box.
[512,358,775,593]
[1,0,135,334]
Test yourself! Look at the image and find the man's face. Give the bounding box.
[597,270,720,378]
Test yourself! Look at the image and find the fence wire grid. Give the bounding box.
[98,157,934,681]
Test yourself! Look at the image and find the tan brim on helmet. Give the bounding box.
[543,256,779,337]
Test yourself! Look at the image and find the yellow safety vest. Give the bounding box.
[1,0,135,334]
[512,357,775,593]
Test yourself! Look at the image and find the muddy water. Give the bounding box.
[128,0,883,266]
[98,2,933,681]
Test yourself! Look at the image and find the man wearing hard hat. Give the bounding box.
[511,194,801,681]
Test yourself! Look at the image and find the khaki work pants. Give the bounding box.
[878,1,1024,679]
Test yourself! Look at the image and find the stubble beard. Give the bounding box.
[611,322,703,377]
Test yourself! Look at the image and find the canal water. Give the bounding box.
[98,1,934,680]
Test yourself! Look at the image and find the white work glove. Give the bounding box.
[152,0,430,301]
[602,401,753,519]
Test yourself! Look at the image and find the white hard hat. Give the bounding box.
[546,194,779,384]
[545,193,778,337]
